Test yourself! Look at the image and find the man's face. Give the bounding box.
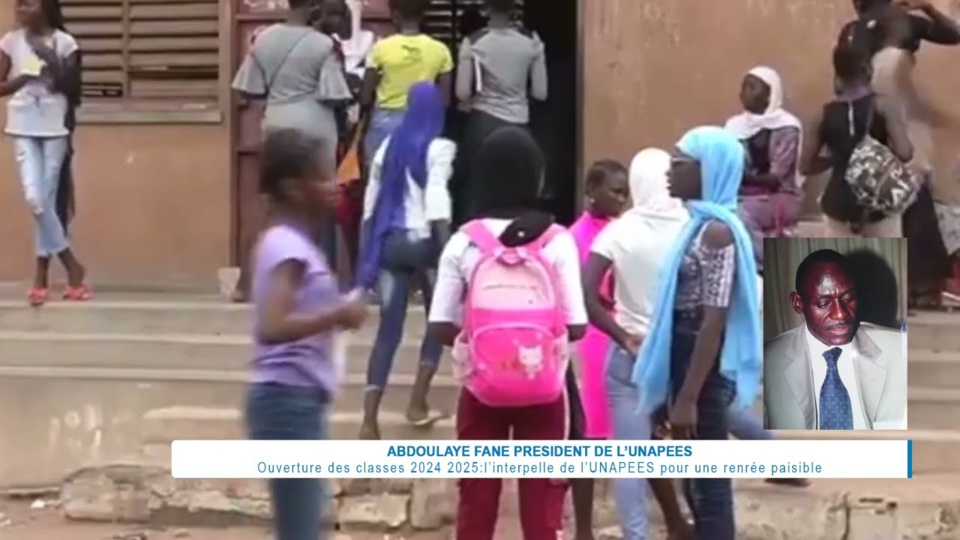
[790,262,859,346]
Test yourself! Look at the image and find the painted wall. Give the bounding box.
[0,8,232,288]
[581,0,960,211]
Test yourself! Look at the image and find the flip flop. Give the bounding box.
[27,288,48,307]
[406,409,450,428]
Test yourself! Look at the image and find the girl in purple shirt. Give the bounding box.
[246,129,368,540]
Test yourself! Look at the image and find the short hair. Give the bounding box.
[388,0,427,20]
[585,159,627,190]
[795,249,851,297]
[259,129,325,201]
[486,0,516,14]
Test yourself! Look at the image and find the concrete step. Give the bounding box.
[0,298,428,337]
[907,350,960,390]
[908,312,960,352]
[0,366,461,418]
[0,331,452,377]
[907,388,960,431]
[140,407,457,444]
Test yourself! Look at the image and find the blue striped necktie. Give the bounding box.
[819,347,854,430]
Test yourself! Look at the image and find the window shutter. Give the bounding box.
[63,0,220,101]
[422,0,526,48]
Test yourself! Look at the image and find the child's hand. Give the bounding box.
[332,290,368,329]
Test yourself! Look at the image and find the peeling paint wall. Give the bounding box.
[582,0,960,210]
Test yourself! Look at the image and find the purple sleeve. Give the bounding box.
[256,227,319,278]
[768,127,800,189]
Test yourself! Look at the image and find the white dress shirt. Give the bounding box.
[805,326,868,430]
[363,137,456,240]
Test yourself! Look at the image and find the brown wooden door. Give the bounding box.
[229,0,391,274]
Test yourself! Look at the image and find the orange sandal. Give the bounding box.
[27,288,49,307]
[63,285,92,301]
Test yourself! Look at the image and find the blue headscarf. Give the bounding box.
[631,125,761,414]
[356,82,445,289]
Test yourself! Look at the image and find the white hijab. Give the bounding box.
[725,66,802,140]
[627,148,689,223]
[337,0,376,78]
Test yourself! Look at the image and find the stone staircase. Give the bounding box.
[2,293,960,535]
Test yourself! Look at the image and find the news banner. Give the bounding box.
[171,440,914,479]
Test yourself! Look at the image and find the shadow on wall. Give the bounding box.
[845,249,901,329]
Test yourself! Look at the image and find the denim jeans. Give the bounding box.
[246,383,329,540]
[13,136,70,257]
[670,313,735,540]
[365,230,442,389]
[606,343,651,540]
[728,405,773,440]
[363,107,404,169]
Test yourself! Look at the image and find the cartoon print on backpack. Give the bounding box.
[518,344,544,378]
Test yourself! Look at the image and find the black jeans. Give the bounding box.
[246,383,329,540]
[669,312,735,540]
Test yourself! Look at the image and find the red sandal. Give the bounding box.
[63,285,92,301]
[27,288,49,307]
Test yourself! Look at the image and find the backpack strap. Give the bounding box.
[462,220,503,254]
[526,224,564,253]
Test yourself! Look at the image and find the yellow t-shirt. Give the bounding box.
[369,34,453,110]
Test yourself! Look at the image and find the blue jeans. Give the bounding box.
[246,383,329,540]
[365,230,442,389]
[606,343,651,540]
[670,313,735,540]
[13,136,70,257]
[363,107,404,169]
[728,405,773,440]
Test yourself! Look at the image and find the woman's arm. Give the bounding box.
[583,252,638,353]
[257,259,365,344]
[49,50,80,101]
[907,1,960,45]
[0,52,32,98]
[425,139,456,247]
[427,238,466,346]
[529,33,548,101]
[359,67,380,109]
[455,37,474,103]
[671,222,735,440]
[876,95,915,162]
[553,232,588,341]
[436,72,453,107]
[798,107,832,176]
[766,127,801,188]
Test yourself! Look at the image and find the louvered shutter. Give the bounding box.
[422,0,526,48]
[63,0,219,101]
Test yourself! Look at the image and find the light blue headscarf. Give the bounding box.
[631,125,761,414]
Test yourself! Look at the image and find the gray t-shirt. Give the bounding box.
[1,29,78,137]
[232,23,351,143]
[456,27,547,124]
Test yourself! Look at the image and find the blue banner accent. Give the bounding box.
[907,440,913,479]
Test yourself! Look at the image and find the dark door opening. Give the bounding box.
[525,0,579,225]
[425,0,580,225]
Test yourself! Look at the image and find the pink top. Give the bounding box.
[568,212,614,438]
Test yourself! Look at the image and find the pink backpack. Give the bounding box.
[453,220,570,407]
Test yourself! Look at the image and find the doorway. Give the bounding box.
[426,0,582,225]
[524,0,579,224]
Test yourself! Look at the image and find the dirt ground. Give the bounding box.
[0,499,450,540]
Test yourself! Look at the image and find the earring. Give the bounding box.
[586,196,595,207]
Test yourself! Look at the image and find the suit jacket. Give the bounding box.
[763,322,907,430]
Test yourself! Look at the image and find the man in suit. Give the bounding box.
[764,249,907,430]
